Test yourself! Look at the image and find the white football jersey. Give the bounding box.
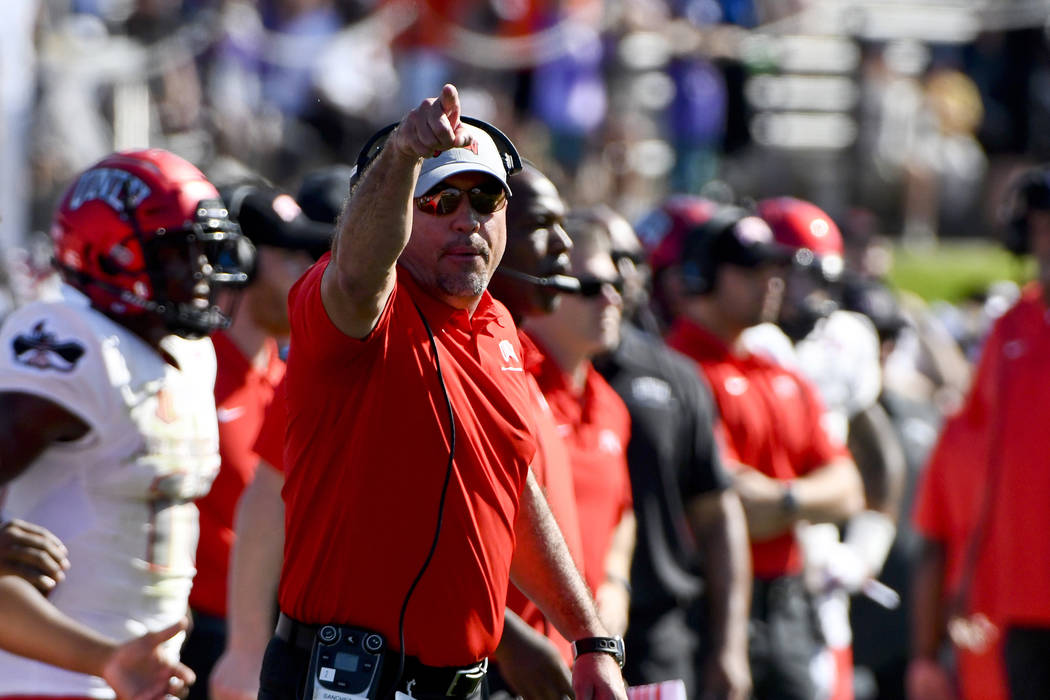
[0,286,219,697]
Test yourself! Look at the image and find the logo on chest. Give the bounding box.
[599,428,623,455]
[498,338,523,372]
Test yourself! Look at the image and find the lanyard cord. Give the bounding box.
[387,300,458,698]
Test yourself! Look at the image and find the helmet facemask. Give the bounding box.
[132,198,253,339]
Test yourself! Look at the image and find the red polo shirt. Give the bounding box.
[280,255,537,666]
[253,378,286,475]
[528,334,633,595]
[667,318,846,577]
[913,411,1006,700]
[941,284,1050,627]
[190,330,284,618]
[503,331,585,665]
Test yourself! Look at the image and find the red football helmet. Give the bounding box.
[636,195,720,275]
[756,197,844,282]
[51,149,251,339]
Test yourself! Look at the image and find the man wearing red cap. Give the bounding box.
[649,197,865,700]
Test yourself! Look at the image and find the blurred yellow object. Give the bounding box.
[925,68,984,135]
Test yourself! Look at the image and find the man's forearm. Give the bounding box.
[794,457,866,524]
[0,575,115,675]
[510,472,607,642]
[690,490,751,655]
[225,462,285,653]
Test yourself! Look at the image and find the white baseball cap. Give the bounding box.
[413,123,514,197]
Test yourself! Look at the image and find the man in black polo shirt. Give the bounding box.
[587,206,752,699]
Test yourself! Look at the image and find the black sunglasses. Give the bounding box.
[414,184,507,217]
[572,276,625,298]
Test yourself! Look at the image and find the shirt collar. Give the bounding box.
[667,316,731,359]
[397,266,506,335]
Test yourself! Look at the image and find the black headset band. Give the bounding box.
[354,116,523,182]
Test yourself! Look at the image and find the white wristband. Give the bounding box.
[844,510,896,576]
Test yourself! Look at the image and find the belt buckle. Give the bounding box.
[445,658,487,696]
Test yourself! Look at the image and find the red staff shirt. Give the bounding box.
[503,331,585,665]
[937,284,1050,627]
[252,378,286,475]
[913,410,1006,700]
[667,318,846,577]
[280,256,538,666]
[190,331,284,618]
[528,334,633,595]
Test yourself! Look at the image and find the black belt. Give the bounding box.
[275,612,487,697]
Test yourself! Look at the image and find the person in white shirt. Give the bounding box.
[0,149,252,700]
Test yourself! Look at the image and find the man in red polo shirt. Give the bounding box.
[259,84,626,700]
[182,181,332,699]
[485,162,586,699]
[524,212,635,634]
[654,198,865,700]
[909,164,1050,700]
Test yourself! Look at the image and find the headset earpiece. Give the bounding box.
[678,206,750,295]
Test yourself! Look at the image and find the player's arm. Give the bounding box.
[0,391,89,484]
[732,456,865,540]
[492,608,573,700]
[509,470,627,700]
[595,509,635,637]
[320,84,475,339]
[0,392,85,593]
[0,575,194,698]
[688,489,752,700]
[210,461,285,700]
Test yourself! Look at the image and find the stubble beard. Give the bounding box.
[437,269,488,299]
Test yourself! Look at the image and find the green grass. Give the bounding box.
[888,240,1034,304]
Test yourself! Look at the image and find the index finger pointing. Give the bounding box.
[439,84,461,132]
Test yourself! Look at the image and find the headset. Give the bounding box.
[678,205,752,295]
[354,116,523,183]
[1004,165,1050,256]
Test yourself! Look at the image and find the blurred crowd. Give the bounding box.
[3,1,1050,699]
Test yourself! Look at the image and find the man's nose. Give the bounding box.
[449,198,481,232]
[549,223,572,257]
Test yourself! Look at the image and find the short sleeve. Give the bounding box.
[0,302,112,432]
[287,254,398,367]
[253,379,288,474]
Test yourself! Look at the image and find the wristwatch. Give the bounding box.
[572,636,625,668]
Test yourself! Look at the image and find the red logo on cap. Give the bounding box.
[465,140,479,156]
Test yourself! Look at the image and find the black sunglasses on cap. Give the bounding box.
[414,182,508,217]
[571,276,625,298]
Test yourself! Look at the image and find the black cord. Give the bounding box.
[387,301,457,698]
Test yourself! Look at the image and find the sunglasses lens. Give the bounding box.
[467,188,507,215]
[416,189,464,216]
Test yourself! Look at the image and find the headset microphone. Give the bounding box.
[497,268,582,293]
